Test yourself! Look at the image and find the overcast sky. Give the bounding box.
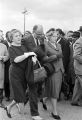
[0,0,82,34]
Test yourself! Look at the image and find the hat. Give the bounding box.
[78,26,82,32]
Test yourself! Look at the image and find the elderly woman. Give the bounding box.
[44,31,64,120]
[4,29,36,118]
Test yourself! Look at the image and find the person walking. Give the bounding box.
[23,25,47,120]
[44,31,64,120]
[4,29,36,118]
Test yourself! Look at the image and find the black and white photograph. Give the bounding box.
[0,0,82,120]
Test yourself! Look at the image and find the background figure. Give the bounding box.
[56,28,70,99]
[23,30,32,39]
[65,31,74,98]
[0,30,9,107]
[4,31,11,101]
[71,26,82,106]
[67,31,80,98]
[0,30,4,41]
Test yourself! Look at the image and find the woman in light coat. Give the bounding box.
[0,42,9,107]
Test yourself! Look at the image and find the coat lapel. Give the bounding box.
[48,41,59,51]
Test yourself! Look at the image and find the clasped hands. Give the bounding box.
[24,52,37,64]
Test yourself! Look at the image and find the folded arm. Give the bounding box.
[14,52,36,63]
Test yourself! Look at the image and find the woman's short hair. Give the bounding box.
[56,28,65,36]
[46,28,55,34]
[10,29,22,42]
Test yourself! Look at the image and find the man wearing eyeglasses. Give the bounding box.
[23,25,46,120]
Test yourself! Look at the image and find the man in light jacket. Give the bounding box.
[71,26,82,106]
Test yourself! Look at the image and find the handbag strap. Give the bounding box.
[37,59,42,68]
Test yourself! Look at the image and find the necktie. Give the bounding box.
[36,39,39,46]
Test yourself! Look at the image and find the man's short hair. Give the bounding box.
[72,31,80,38]
[33,25,38,33]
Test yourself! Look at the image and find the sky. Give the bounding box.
[0,0,82,34]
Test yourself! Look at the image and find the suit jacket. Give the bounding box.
[58,38,70,73]
[22,35,47,63]
[22,35,49,84]
[44,40,64,73]
[73,37,82,75]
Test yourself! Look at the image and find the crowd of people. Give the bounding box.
[0,25,82,120]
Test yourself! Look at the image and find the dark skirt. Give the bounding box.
[9,65,27,103]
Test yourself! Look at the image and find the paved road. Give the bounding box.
[0,99,82,120]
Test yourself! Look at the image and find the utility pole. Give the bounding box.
[22,8,28,34]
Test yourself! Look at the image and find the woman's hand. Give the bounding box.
[24,52,36,58]
[32,56,37,65]
[24,53,30,58]
[14,52,37,63]
[29,52,37,56]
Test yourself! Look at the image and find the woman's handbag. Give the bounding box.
[34,60,47,83]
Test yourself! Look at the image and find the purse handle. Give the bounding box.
[37,59,42,68]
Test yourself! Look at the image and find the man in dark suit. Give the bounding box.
[56,29,70,99]
[56,29,70,73]
[4,31,11,101]
[23,25,45,120]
